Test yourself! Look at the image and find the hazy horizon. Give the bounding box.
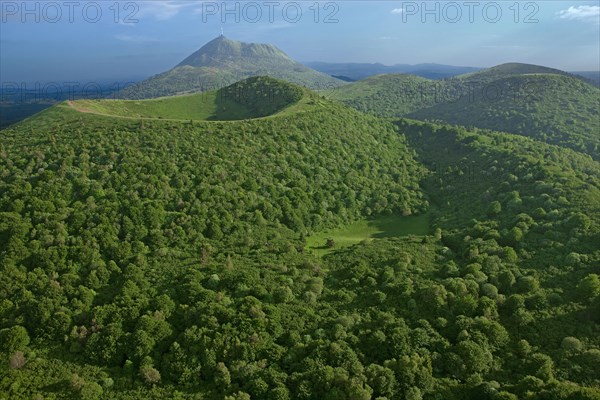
[1,1,599,83]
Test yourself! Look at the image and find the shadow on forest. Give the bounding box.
[369,214,430,238]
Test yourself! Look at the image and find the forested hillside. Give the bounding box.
[0,82,427,399]
[410,74,600,158]
[330,63,600,160]
[451,63,580,84]
[328,74,441,116]
[1,78,599,399]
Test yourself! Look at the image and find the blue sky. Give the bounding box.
[1,1,599,83]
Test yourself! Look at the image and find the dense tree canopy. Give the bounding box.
[0,80,599,399]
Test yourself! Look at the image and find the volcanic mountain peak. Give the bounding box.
[176,36,294,68]
[118,36,344,99]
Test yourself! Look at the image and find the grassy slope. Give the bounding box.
[306,213,431,256]
[69,92,236,120]
[68,77,307,122]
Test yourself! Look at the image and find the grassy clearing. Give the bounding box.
[68,91,255,121]
[306,213,431,257]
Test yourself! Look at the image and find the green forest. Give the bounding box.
[1,77,599,400]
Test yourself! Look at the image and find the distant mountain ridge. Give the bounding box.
[571,71,600,87]
[306,61,599,84]
[305,61,481,80]
[118,36,344,99]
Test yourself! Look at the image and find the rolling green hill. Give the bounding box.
[410,74,600,158]
[330,63,600,159]
[118,36,345,99]
[1,77,600,399]
[452,62,579,84]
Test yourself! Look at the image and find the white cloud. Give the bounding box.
[391,8,404,15]
[480,45,530,50]
[114,34,159,44]
[136,1,197,21]
[557,5,600,24]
